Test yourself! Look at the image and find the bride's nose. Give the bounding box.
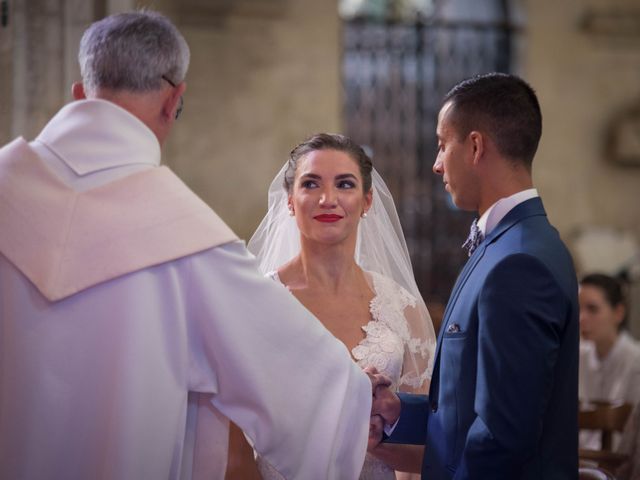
[319,188,337,208]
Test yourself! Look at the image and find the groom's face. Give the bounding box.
[434,101,479,211]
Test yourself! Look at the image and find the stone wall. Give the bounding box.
[524,0,640,335]
[0,0,341,241]
[0,0,12,140]
[525,0,640,263]
[160,0,342,239]
[2,0,640,332]
[0,0,100,141]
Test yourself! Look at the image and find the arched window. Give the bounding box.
[342,0,520,308]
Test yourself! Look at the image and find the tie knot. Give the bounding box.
[462,218,484,257]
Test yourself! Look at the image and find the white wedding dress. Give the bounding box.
[256,270,434,480]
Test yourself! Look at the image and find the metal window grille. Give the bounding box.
[343,12,516,305]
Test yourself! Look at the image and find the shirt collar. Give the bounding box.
[35,99,161,176]
[477,188,539,237]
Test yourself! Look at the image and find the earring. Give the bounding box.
[288,206,295,216]
[361,212,368,218]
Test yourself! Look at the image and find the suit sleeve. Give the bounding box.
[384,393,430,445]
[455,253,571,479]
[184,241,371,480]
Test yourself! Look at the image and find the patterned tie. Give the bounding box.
[462,218,484,257]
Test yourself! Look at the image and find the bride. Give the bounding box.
[248,133,436,479]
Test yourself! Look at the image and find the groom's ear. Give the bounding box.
[468,131,484,166]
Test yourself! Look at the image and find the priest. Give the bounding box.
[0,10,371,480]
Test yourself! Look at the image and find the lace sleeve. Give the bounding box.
[370,272,436,394]
[398,300,436,394]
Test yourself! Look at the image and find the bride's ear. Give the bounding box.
[363,189,373,213]
[287,195,295,216]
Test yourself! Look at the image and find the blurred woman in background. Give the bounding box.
[578,273,640,449]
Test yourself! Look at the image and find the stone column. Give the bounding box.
[12,0,66,140]
[0,0,13,144]
[0,0,96,143]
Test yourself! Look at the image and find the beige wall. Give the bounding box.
[525,0,640,264]
[0,0,341,241]
[5,1,637,243]
[161,0,342,240]
[0,0,11,140]
[3,0,638,242]
[524,0,640,335]
[2,0,640,330]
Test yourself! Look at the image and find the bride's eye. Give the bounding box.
[337,180,356,189]
[300,180,318,189]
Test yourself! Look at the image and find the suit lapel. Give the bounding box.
[429,198,547,396]
[431,242,487,374]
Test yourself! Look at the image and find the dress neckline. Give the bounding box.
[268,270,379,360]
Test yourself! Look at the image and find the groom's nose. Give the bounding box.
[433,157,443,175]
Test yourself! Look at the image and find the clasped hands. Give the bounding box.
[364,366,401,451]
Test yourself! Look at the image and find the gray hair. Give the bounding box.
[78,10,190,95]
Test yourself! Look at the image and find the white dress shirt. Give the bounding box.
[477,188,539,237]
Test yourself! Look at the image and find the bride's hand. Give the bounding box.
[368,414,384,451]
[363,366,392,393]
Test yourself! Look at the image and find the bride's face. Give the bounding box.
[289,149,372,247]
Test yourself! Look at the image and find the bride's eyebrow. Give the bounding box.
[298,173,358,182]
[335,173,358,181]
[299,173,321,180]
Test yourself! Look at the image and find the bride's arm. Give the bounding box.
[367,300,434,473]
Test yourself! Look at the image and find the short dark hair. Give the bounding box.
[284,133,373,193]
[443,73,542,168]
[580,272,628,328]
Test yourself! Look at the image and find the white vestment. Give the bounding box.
[0,99,370,480]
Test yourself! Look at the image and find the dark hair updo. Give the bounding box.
[283,133,373,194]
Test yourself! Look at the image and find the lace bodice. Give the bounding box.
[257,270,434,480]
[353,271,434,389]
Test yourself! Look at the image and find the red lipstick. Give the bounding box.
[314,214,343,223]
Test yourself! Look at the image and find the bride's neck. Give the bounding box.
[293,238,360,293]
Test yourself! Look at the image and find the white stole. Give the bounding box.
[0,137,238,301]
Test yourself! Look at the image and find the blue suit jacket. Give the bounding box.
[387,198,579,479]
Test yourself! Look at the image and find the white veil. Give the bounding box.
[248,164,436,393]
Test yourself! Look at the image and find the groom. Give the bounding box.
[371,73,579,479]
